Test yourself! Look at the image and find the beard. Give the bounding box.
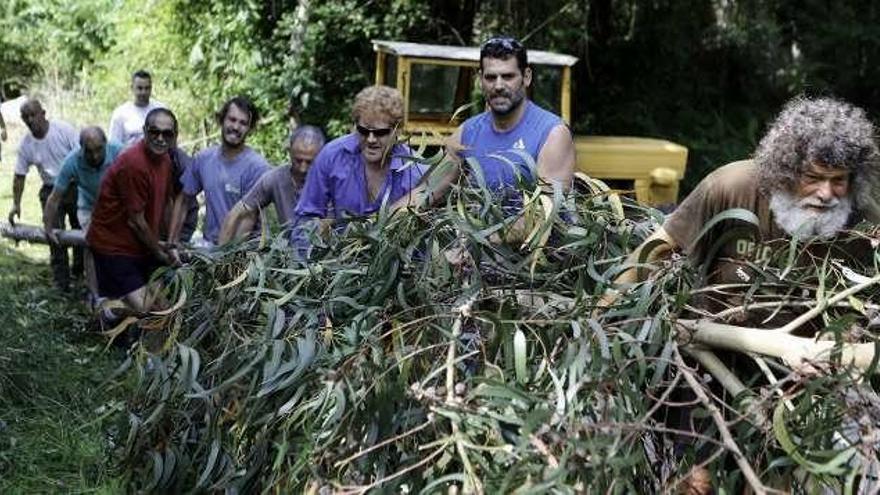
[769,190,853,240]
[221,127,246,148]
[488,89,525,116]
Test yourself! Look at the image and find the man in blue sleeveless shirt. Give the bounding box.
[393,36,575,210]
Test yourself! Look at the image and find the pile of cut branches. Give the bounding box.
[117,175,880,493]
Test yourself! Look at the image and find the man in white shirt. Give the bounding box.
[0,96,7,163]
[108,70,166,146]
[10,98,83,290]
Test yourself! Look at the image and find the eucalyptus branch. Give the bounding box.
[678,319,879,372]
[682,346,772,430]
[750,354,795,412]
[529,434,559,468]
[335,442,449,495]
[447,298,483,494]
[682,346,747,398]
[334,419,435,468]
[639,370,683,423]
[773,273,880,334]
[710,300,849,320]
[689,282,790,295]
[674,348,769,495]
[117,175,876,491]
[454,430,483,495]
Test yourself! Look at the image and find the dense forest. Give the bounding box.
[5,0,880,193]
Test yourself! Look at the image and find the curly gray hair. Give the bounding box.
[754,96,880,210]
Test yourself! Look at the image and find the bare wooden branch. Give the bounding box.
[682,347,747,397]
[750,354,795,412]
[683,347,770,428]
[1,222,86,247]
[773,273,880,334]
[674,348,769,495]
[334,419,434,468]
[678,319,878,372]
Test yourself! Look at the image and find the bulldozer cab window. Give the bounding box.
[383,55,398,90]
[408,62,477,123]
[529,66,562,116]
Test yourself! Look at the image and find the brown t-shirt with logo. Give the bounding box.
[663,160,870,325]
[665,160,785,286]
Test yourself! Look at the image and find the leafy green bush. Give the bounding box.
[119,177,666,492]
[118,171,880,492]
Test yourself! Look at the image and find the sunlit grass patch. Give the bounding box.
[0,249,129,493]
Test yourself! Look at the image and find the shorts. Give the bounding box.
[92,252,162,298]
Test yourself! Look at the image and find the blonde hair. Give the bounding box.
[351,85,404,124]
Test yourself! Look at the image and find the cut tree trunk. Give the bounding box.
[678,319,878,372]
[1,222,86,247]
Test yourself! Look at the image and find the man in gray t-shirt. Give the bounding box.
[169,146,199,243]
[10,99,83,291]
[171,96,270,246]
[218,125,325,244]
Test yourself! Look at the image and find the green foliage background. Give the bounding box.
[4,0,880,189]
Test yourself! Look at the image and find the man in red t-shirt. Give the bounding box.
[87,108,180,313]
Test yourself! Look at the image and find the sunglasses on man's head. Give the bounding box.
[481,37,523,51]
[355,124,394,138]
[147,127,176,140]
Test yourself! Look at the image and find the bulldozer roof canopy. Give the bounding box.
[372,40,579,67]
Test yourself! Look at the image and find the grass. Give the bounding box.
[0,105,128,493]
[0,247,130,493]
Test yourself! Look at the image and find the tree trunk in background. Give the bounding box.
[427,0,479,45]
[287,0,311,129]
[589,0,613,51]
[289,0,311,59]
[576,0,613,123]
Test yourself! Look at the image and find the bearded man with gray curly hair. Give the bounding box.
[601,96,880,495]
[754,96,880,239]
[610,96,879,323]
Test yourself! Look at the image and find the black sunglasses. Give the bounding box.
[146,127,176,140]
[481,37,523,51]
[355,123,394,138]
